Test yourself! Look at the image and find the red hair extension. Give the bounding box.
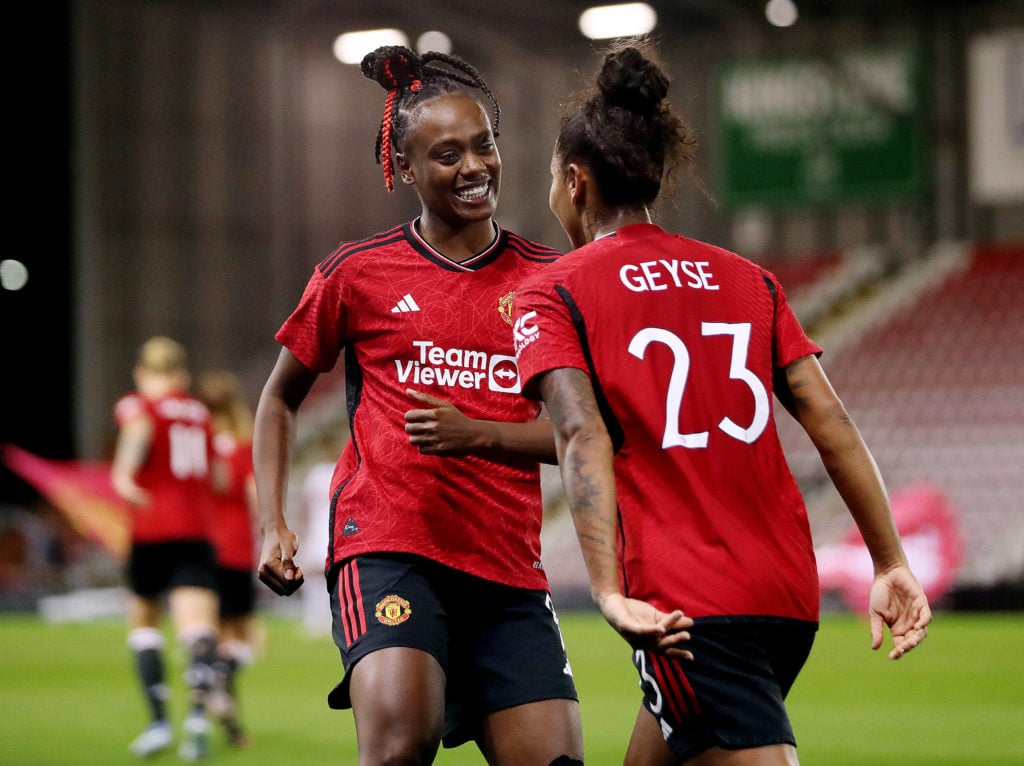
[379,60,399,191]
[380,88,397,192]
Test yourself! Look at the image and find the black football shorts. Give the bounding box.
[216,565,256,618]
[127,540,217,598]
[326,552,578,747]
[632,615,818,761]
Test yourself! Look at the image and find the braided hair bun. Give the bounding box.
[360,45,424,93]
[597,46,670,114]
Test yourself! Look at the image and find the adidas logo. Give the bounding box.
[391,293,420,313]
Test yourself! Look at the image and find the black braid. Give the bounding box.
[420,51,501,136]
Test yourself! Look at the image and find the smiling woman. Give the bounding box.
[392,94,502,243]
[250,44,584,765]
[361,46,501,195]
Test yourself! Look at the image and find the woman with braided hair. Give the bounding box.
[361,45,502,194]
[515,42,930,765]
[254,46,584,765]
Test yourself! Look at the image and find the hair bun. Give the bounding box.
[360,45,424,91]
[597,46,669,113]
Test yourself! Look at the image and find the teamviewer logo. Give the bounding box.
[488,355,521,394]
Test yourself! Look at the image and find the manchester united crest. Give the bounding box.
[498,291,515,326]
[375,594,412,626]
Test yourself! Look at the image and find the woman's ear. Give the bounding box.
[396,153,415,185]
[567,163,588,208]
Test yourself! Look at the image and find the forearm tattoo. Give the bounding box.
[540,370,617,567]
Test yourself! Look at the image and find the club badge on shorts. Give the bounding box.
[375,594,412,626]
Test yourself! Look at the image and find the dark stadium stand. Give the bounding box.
[758,252,844,296]
[778,243,1024,597]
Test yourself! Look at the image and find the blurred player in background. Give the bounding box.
[253,46,583,764]
[296,429,344,639]
[515,42,932,765]
[111,336,219,761]
[196,369,258,749]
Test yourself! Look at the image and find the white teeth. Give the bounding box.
[457,182,489,200]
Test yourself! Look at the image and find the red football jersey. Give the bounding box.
[209,432,256,570]
[113,391,214,544]
[515,223,822,621]
[276,220,559,590]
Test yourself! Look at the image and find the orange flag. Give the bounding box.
[2,444,130,559]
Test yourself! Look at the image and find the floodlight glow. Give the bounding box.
[333,29,409,65]
[0,259,28,291]
[579,3,657,40]
[765,0,799,28]
[417,30,452,55]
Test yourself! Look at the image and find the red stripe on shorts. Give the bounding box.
[651,653,687,721]
[339,560,367,646]
[674,660,703,716]
[653,653,702,719]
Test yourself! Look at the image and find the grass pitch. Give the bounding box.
[0,609,1021,765]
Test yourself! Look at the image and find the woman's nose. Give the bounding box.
[462,152,486,174]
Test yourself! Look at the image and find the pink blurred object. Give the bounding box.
[816,482,964,612]
[2,443,131,559]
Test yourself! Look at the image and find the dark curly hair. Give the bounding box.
[361,45,501,192]
[554,41,698,208]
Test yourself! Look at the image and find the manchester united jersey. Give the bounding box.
[515,223,822,621]
[276,220,559,590]
[114,391,214,544]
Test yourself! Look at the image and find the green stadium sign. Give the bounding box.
[716,47,929,209]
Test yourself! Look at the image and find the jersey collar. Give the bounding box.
[404,218,507,272]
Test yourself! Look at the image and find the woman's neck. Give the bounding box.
[417,214,497,263]
[587,206,651,242]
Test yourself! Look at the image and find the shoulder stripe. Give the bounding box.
[318,225,406,277]
[504,232,562,263]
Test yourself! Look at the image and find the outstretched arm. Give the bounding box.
[404,389,558,464]
[537,367,692,658]
[111,413,154,507]
[253,348,318,596]
[785,354,931,658]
